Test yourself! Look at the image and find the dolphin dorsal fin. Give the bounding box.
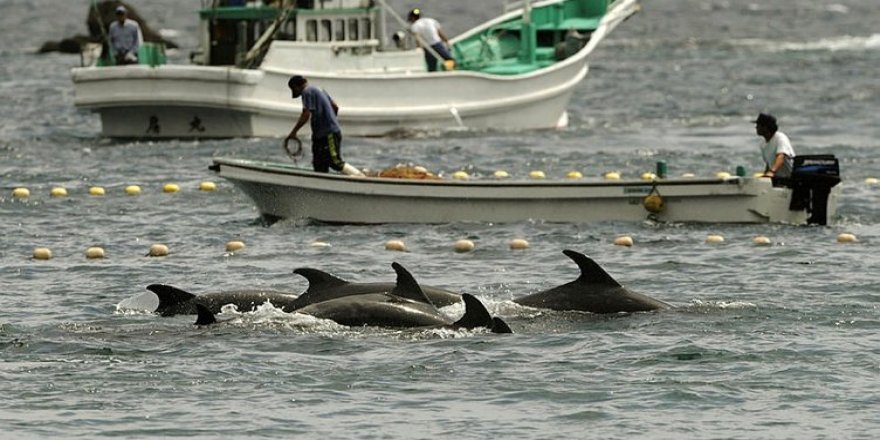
[491,317,514,334]
[292,268,351,306]
[562,250,623,287]
[293,268,349,293]
[390,262,434,306]
[194,304,217,326]
[147,284,197,311]
[452,293,494,329]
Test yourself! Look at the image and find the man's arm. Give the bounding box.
[135,21,144,46]
[765,153,787,177]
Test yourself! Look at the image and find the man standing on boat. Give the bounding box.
[108,6,143,65]
[284,75,364,177]
[754,113,796,179]
[407,8,455,72]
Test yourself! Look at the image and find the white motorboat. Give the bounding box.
[209,156,842,225]
[71,0,640,138]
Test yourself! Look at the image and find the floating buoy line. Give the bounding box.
[8,166,861,261]
[24,232,859,261]
[8,181,219,201]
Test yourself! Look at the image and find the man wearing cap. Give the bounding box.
[108,6,143,65]
[407,8,455,72]
[754,113,796,179]
[284,75,364,176]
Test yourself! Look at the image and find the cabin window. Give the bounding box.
[348,19,359,40]
[334,19,345,41]
[361,18,371,39]
[320,19,331,41]
[306,20,317,41]
[279,20,296,40]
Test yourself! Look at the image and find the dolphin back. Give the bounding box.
[147,284,198,316]
[513,250,670,314]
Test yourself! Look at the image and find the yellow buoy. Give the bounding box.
[454,239,475,253]
[199,181,217,191]
[124,185,142,195]
[509,238,529,250]
[163,183,180,193]
[493,170,509,179]
[225,240,246,252]
[32,247,53,260]
[753,236,772,245]
[12,187,30,198]
[528,170,546,180]
[85,247,105,259]
[640,172,657,181]
[864,177,879,185]
[716,172,732,179]
[88,186,105,196]
[604,171,621,180]
[705,235,725,244]
[148,244,169,257]
[50,187,68,197]
[385,239,406,252]
[613,236,634,247]
[452,171,469,180]
[837,233,857,243]
[310,241,331,248]
[566,171,583,179]
[643,193,664,214]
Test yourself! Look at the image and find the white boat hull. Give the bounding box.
[211,158,841,225]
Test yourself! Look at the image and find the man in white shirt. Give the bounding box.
[108,6,143,65]
[407,8,455,72]
[755,113,796,179]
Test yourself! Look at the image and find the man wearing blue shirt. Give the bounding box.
[284,75,363,176]
[108,6,143,65]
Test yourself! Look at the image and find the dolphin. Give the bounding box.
[292,267,462,308]
[513,250,671,314]
[291,263,512,333]
[145,284,301,316]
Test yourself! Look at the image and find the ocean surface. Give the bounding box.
[2,0,879,438]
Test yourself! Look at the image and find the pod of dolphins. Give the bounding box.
[142,250,671,334]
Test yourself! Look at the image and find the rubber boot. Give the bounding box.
[342,163,365,177]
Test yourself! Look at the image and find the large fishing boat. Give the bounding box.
[71,0,640,138]
[209,155,842,225]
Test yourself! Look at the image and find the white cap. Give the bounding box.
[115,6,127,14]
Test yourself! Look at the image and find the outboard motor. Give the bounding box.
[785,154,841,225]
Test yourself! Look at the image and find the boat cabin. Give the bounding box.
[191,0,382,66]
[100,0,613,75]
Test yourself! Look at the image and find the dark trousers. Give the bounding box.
[424,42,454,72]
[312,132,345,172]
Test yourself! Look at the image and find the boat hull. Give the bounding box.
[211,158,841,225]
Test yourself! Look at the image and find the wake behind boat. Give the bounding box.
[71,0,640,138]
[209,155,842,225]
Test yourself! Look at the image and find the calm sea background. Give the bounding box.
[2,0,879,438]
